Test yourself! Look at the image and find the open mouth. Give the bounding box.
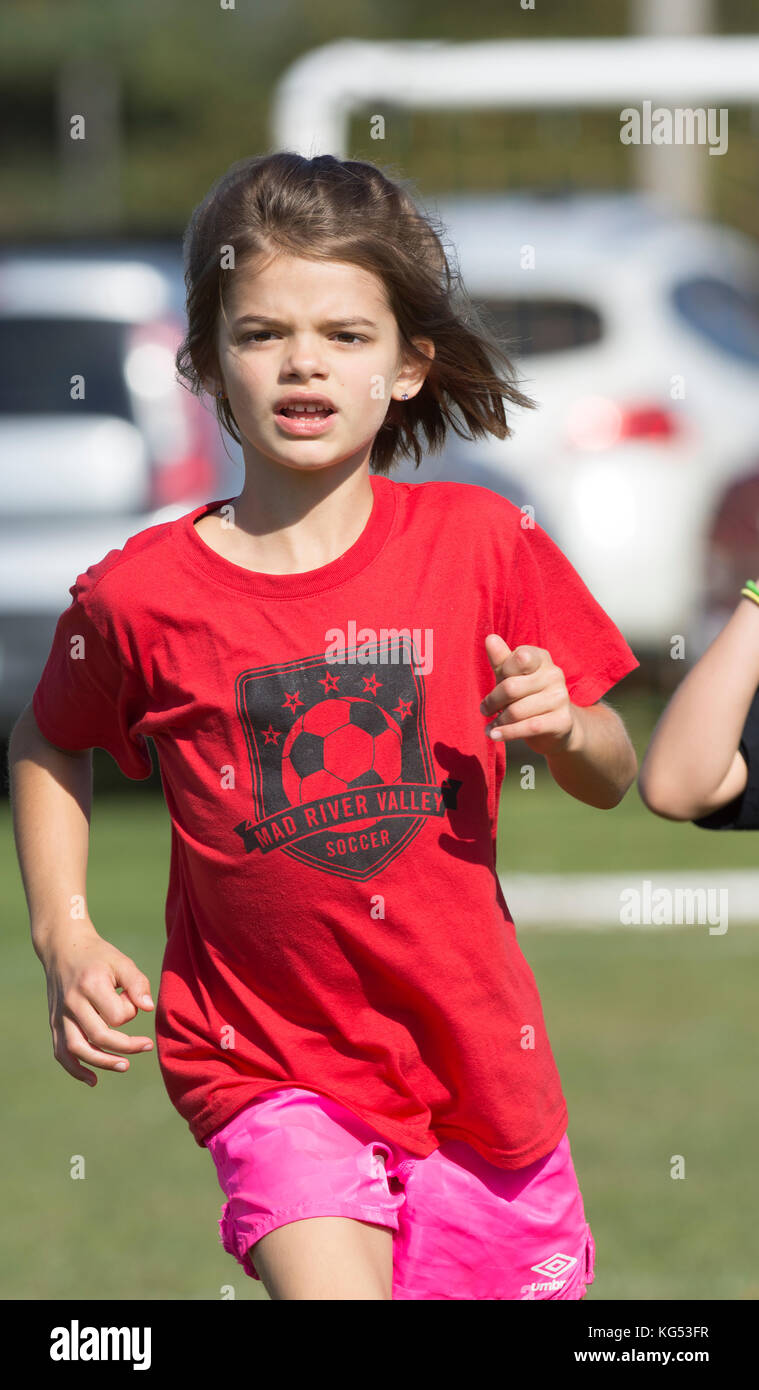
[274,403,338,435]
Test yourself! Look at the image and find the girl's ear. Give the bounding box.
[397,337,435,397]
[413,336,436,362]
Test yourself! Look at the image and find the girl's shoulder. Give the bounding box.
[65,507,193,637]
[391,473,522,527]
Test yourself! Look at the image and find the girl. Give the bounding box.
[13,152,640,1301]
[639,580,759,831]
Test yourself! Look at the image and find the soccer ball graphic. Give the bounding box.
[281,697,403,831]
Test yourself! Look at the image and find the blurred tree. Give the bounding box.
[0,0,756,239]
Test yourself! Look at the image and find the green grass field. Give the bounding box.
[3,695,757,1300]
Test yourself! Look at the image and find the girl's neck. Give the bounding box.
[198,466,376,577]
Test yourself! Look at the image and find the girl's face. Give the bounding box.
[212,252,433,473]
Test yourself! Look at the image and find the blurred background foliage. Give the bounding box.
[2,0,758,239]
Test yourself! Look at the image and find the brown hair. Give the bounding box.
[175,151,537,473]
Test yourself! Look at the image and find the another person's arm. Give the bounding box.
[638,590,759,823]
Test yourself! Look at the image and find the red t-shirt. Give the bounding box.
[32,474,639,1168]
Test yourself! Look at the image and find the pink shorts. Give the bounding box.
[204,1086,596,1300]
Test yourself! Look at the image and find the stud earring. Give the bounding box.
[402,392,408,400]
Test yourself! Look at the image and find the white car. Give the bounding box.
[391,190,759,655]
[0,246,230,736]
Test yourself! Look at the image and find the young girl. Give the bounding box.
[639,580,759,831]
[14,152,641,1301]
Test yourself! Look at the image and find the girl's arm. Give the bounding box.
[8,704,93,950]
[481,634,637,809]
[637,593,759,821]
[543,700,638,810]
[7,706,155,1086]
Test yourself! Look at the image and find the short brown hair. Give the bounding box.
[175,151,536,473]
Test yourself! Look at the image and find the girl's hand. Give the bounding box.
[479,633,576,755]
[39,923,155,1087]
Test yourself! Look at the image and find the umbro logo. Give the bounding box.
[531,1252,578,1279]
[520,1251,579,1297]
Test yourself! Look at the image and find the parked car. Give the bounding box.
[391,190,759,654]
[0,243,235,735]
[695,461,759,657]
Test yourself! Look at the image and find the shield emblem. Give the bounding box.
[233,636,448,879]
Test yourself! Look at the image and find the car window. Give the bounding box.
[474,298,603,357]
[0,317,133,417]
[671,276,759,365]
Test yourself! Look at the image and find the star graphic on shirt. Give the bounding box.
[262,724,283,745]
[317,671,341,694]
[361,673,382,696]
[282,690,305,713]
[392,697,414,721]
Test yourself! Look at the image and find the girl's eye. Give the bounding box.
[240,331,365,345]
